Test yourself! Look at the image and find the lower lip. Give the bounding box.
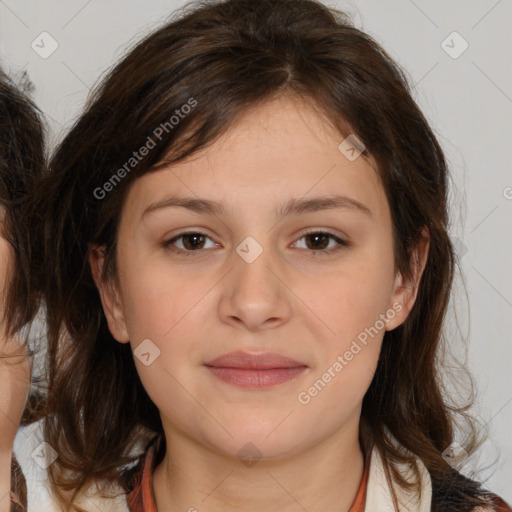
[205,366,308,389]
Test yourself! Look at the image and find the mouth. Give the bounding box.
[203,351,308,389]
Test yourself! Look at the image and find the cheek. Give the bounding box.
[296,341,380,430]
[296,245,393,402]
[305,249,395,344]
[118,252,214,354]
[296,265,388,415]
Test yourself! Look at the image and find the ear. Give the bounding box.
[385,227,430,331]
[89,245,130,343]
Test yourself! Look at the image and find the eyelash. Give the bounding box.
[161,230,349,257]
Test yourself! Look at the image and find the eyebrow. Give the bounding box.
[141,194,372,220]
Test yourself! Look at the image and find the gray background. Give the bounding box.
[1,0,510,502]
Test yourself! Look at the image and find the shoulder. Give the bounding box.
[13,419,132,512]
[475,497,512,512]
[473,502,512,512]
[429,463,511,512]
[366,445,511,512]
[13,420,61,512]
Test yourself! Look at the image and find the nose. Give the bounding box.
[217,236,293,332]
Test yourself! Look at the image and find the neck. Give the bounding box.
[153,423,365,512]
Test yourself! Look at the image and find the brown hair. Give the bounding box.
[0,70,45,340]
[34,0,504,510]
[0,69,45,512]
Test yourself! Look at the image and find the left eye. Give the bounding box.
[291,231,349,254]
[162,231,349,256]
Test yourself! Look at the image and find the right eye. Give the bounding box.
[162,231,219,256]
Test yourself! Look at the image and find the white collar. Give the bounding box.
[365,445,432,511]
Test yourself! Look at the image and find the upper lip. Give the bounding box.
[204,351,307,369]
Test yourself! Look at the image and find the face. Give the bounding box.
[92,95,428,461]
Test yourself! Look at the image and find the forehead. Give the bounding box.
[122,95,388,223]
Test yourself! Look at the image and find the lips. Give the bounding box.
[204,351,308,389]
[204,351,306,370]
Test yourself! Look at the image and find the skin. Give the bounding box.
[0,206,31,512]
[91,95,429,512]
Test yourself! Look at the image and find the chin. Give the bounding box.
[196,422,312,462]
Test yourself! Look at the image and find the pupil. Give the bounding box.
[308,233,327,250]
[185,234,204,250]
